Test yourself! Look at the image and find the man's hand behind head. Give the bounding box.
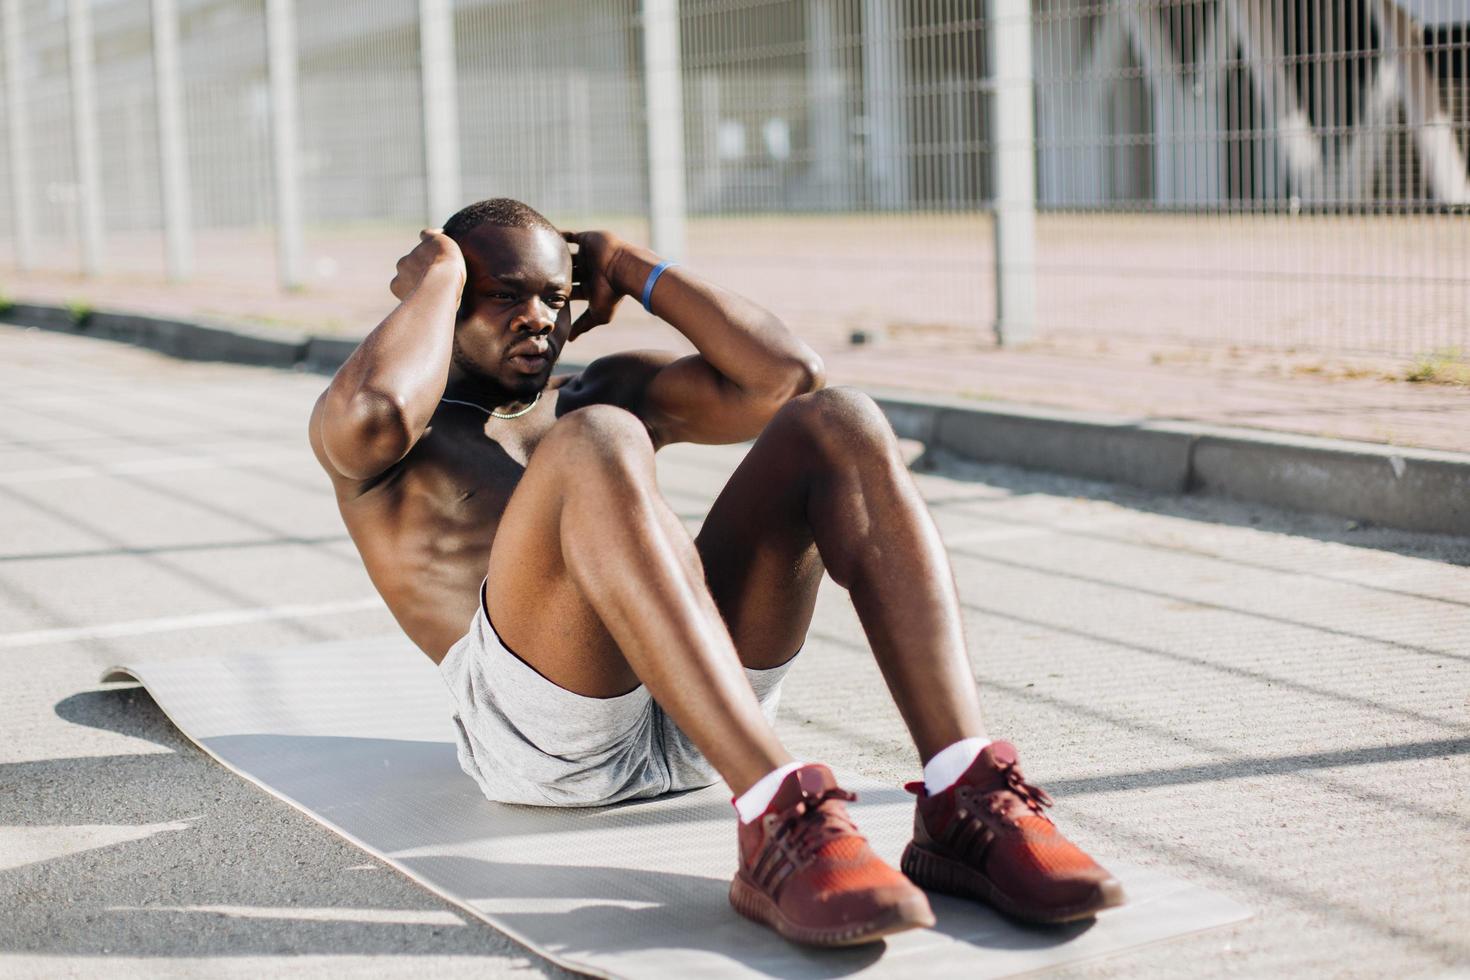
[390,229,466,303]
[563,229,630,341]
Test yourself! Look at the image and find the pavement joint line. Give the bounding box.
[0,597,386,649]
[927,501,1470,608]
[5,307,1469,535]
[939,513,1138,547]
[0,449,302,484]
[0,533,354,565]
[1066,809,1470,965]
[784,631,1467,839]
[956,598,1463,731]
[947,547,1470,664]
[1044,736,1470,797]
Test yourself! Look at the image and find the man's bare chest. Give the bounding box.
[395,426,538,530]
[343,421,548,560]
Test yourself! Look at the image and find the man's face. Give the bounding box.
[452,224,573,399]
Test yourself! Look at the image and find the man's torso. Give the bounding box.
[333,377,574,658]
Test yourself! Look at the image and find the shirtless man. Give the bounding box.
[309,198,1123,947]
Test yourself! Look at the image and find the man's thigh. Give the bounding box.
[696,417,826,671]
[483,446,641,699]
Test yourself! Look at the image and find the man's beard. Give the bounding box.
[450,338,548,402]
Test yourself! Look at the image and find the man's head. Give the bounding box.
[441,198,572,400]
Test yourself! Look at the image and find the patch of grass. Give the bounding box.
[1289,361,1384,381]
[1404,348,1470,386]
[66,299,94,327]
[0,291,13,315]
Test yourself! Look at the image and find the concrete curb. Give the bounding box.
[870,389,1469,537]
[2,302,307,368]
[5,302,1466,537]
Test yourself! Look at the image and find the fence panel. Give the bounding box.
[21,0,79,272]
[93,0,163,277]
[0,0,1465,360]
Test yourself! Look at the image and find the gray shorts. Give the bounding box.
[439,582,795,807]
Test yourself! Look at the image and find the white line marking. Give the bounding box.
[0,597,386,649]
[104,905,466,926]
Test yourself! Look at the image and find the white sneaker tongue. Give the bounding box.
[924,737,995,795]
[734,761,806,823]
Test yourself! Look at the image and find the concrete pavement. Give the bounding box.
[0,326,1467,977]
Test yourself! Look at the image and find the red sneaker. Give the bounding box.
[731,764,935,946]
[900,741,1125,923]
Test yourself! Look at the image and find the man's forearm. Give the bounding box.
[610,245,822,398]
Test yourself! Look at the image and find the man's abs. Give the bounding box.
[340,429,526,662]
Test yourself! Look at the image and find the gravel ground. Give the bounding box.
[0,325,1466,978]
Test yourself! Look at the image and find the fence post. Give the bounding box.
[806,0,847,209]
[151,0,192,281]
[265,0,304,290]
[989,0,1037,346]
[2,0,34,271]
[67,0,105,277]
[641,0,686,260]
[419,0,461,225]
[861,0,909,209]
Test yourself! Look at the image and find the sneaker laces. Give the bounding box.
[997,761,1055,817]
[773,786,860,866]
[904,761,1055,813]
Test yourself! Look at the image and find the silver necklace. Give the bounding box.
[441,390,542,420]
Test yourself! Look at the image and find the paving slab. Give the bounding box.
[0,327,1466,978]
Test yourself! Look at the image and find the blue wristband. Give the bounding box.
[641,260,676,312]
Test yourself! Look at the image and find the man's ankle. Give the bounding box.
[922,736,993,795]
[733,761,805,822]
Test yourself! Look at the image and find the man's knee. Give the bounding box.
[769,386,896,457]
[540,404,653,471]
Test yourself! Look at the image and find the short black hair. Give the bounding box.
[442,197,558,242]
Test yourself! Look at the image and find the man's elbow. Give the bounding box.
[772,350,826,402]
[795,352,826,394]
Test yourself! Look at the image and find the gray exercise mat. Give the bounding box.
[102,637,1249,978]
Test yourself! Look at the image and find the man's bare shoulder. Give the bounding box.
[555,350,679,414]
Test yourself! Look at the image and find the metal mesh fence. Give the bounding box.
[0,0,1465,359]
[94,0,161,281]
[298,0,422,226]
[455,0,646,223]
[18,0,79,271]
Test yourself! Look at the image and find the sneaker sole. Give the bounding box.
[729,873,936,947]
[900,842,1126,924]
